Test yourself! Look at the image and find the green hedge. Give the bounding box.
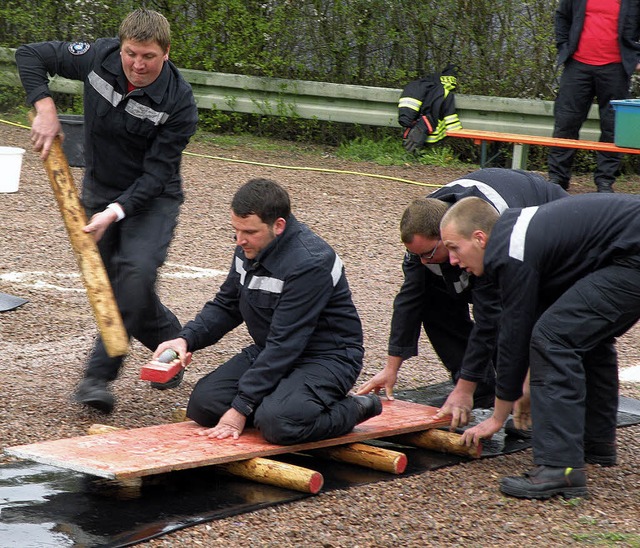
[1,0,558,97]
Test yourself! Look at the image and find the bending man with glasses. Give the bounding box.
[357,168,568,417]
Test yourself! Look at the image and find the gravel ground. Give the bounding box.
[1,121,640,547]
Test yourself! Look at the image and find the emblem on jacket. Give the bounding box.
[68,42,91,55]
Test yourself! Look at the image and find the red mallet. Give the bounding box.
[140,349,183,384]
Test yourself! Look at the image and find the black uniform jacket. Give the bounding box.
[16,38,198,216]
[179,215,365,416]
[484,193,640,401]
[389,168,568,380]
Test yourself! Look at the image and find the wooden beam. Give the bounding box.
[393,429,482,459]
[216,458,324,494]
[310,442,407,474]
[32,112,128,357]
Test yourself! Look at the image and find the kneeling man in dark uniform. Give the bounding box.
[155,178,381,444]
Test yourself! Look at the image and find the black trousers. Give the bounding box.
[529,260,640,467]
[187,345,363,445]
[421,273,496,395]
[84,195,182,381]
[548,59,629,187]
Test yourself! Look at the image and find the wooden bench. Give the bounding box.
[447,128,640,169]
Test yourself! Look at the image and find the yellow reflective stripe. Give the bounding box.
[440,75,457,92]
[444,114,462,130]
[398,97,422,112]
[426,120,447,143]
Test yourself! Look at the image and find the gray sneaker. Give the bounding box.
[74,377,115,414]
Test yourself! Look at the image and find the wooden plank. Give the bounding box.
[447,128,640,154]
[4,400,448,480]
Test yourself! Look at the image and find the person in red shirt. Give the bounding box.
[548,0,640,193]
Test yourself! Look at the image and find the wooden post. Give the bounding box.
[394,429,482,459]
[310,442,408,474]
[87,424,122,435]
[32,114,128,357]
[216,458,324,494]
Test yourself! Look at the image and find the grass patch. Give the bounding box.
[336,136,470,168]
[571,531,640,546]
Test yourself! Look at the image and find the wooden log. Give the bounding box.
[393,429,482,459]
[31,112,128,357]
[171,406,188,423]
[87,424,122,435]
[86,424,323,493]
[216,458,324,494]
[309,442,407,474]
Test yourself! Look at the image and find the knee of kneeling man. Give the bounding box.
[254,410,298,445]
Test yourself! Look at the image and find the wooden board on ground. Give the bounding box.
[5,400,449,480]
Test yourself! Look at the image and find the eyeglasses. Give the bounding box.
[415,239,440,261]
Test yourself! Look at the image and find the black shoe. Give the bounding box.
[472,390,495,410]
[596,182,614,193]
[500,465,588,500]
[549,178,569,190]
[504,418,532,440]
[585,442,617,467]
[150,367,185,390]
[352,394,383,424]
[74,377,115,414]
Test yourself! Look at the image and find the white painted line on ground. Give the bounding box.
[620,365,640,383]
[0,264,225,292]
[163,262,226,279]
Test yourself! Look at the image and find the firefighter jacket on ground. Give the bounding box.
[398,65,462,147]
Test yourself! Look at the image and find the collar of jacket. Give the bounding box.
[244,214,299,270]
[102,42,172,104]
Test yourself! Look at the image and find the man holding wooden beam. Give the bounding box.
[16,8,198,413]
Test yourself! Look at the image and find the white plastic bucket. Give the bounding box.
[0,147,26,193]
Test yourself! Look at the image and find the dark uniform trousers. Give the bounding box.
[418,271,495,395]
[548,59,629,187]
[529,258,640,467]
[187,344,364,445]
[85,194,182,381]
[421,273,475,377]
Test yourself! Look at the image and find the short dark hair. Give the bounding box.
[231,178,291,225]
[400,198,450,243]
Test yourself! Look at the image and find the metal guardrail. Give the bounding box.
[0,46,601,140]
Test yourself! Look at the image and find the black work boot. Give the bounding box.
[549,178,569,190]
[585,441,617,467]
[596,181,614,193]
[500,465,588,500]
[74,377,115,414]
[352,394,383,424]
[472,384,495,409]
